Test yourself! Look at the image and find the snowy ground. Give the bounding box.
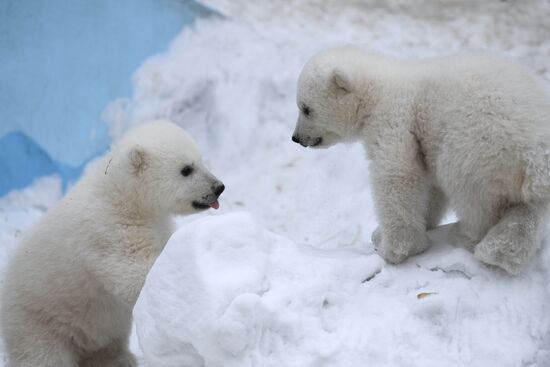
[2,0,550,366]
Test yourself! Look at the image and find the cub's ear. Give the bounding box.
[128,145,147,174]
[331,67,353,93]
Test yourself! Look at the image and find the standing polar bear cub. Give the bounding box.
[1,121,225,366]
[293,46,550,275]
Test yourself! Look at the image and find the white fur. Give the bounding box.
[293,46,550,275]
[1,120,224,366]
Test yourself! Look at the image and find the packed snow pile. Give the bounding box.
[137,213,550,367]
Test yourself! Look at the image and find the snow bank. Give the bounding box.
[137,214,550,367]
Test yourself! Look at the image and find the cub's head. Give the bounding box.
[292,46,373,148]
[108,120,224,216]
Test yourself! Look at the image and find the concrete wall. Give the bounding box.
[0,0,212,196]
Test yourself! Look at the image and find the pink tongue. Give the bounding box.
[209,200,220,210]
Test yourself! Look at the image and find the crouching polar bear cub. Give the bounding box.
[1,121,224,366]
[292,46,550,275]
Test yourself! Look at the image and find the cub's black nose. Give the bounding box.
[214,183,225,197]
[292,135,300,143]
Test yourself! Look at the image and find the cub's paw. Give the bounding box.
[372,226,430,264]
[474,235,527,276]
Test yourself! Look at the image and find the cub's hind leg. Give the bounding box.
[475,202,547,275]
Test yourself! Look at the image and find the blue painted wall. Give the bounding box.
[0,0,213,196]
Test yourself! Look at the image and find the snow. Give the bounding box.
[2,0,550,366]
[137,214,550,366]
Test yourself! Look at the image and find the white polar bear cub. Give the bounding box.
[1,121,225,367]
[292,46,550,275]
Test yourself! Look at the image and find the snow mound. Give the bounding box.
[135,214,550,367]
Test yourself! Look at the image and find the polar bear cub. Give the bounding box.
[1,120,225,366]
[292,46,550,275]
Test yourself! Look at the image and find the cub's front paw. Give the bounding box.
[371,226,430,264]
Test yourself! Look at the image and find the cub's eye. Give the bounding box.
[181,165,193,177]
[301,105,311,117]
